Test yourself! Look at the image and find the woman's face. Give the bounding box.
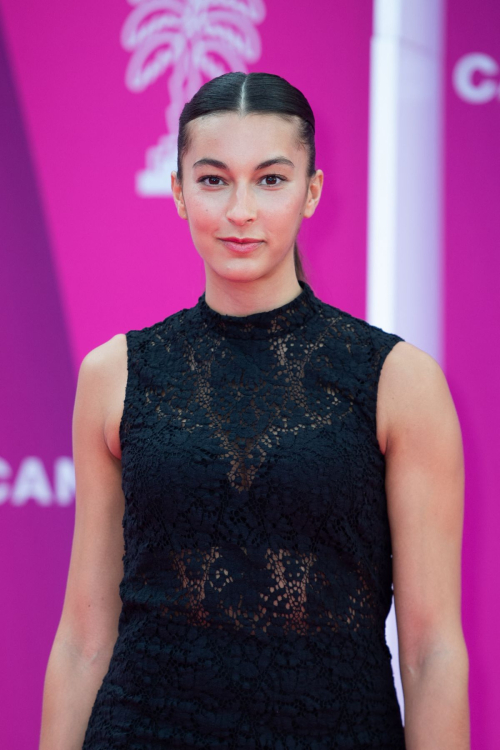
[171,112,323,284]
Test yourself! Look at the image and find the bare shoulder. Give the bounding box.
[77,333,128,460]
[376,340,458,455]
[80,333,127,377]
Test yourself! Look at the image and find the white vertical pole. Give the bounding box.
[367,0,445,723]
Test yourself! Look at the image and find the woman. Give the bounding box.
[40,72,469,749]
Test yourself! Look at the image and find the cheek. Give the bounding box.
[260,192,304,228]
[188,193,223,231]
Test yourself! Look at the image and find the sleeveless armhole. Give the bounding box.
[118,329,137,456]
[369,329,406,456]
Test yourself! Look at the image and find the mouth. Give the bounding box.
[218,237,264,253]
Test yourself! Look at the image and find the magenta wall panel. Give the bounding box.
[0,14,76,750]
[5,0,499,746]
[0,2,373,747]
[444,1,500,747]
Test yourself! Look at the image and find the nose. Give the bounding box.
[225,183,257,225]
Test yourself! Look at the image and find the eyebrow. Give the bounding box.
[192,157,295,171]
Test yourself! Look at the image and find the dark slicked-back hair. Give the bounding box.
[176,72,316,283]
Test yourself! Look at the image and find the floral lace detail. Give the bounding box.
[83,281,406,749]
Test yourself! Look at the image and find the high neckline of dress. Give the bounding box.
[196,279,320,339]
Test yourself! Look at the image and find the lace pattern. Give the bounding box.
[82,280,406,749]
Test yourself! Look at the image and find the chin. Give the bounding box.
[209,261,269,283]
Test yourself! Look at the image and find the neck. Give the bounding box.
[203,270,303,318]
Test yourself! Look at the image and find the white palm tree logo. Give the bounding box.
[121,0,267,196]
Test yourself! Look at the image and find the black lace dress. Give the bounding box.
[82,279,406,749]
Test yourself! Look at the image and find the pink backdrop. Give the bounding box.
[444,0,500,744]
[1,1,499,747]
[0,2,372,748]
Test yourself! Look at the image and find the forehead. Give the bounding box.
[185,112,303,163]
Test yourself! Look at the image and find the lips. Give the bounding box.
[220,237,263,243]
[218,237,264,254]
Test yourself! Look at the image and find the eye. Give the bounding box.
[259,174,286,186]
[198,175,226,186]
[197,174,287,187]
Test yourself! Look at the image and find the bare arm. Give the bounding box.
[378,341,469,749]
[39,334,128,750]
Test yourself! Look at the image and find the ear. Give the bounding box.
[303,169,324,219]
[171,171,188,220]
